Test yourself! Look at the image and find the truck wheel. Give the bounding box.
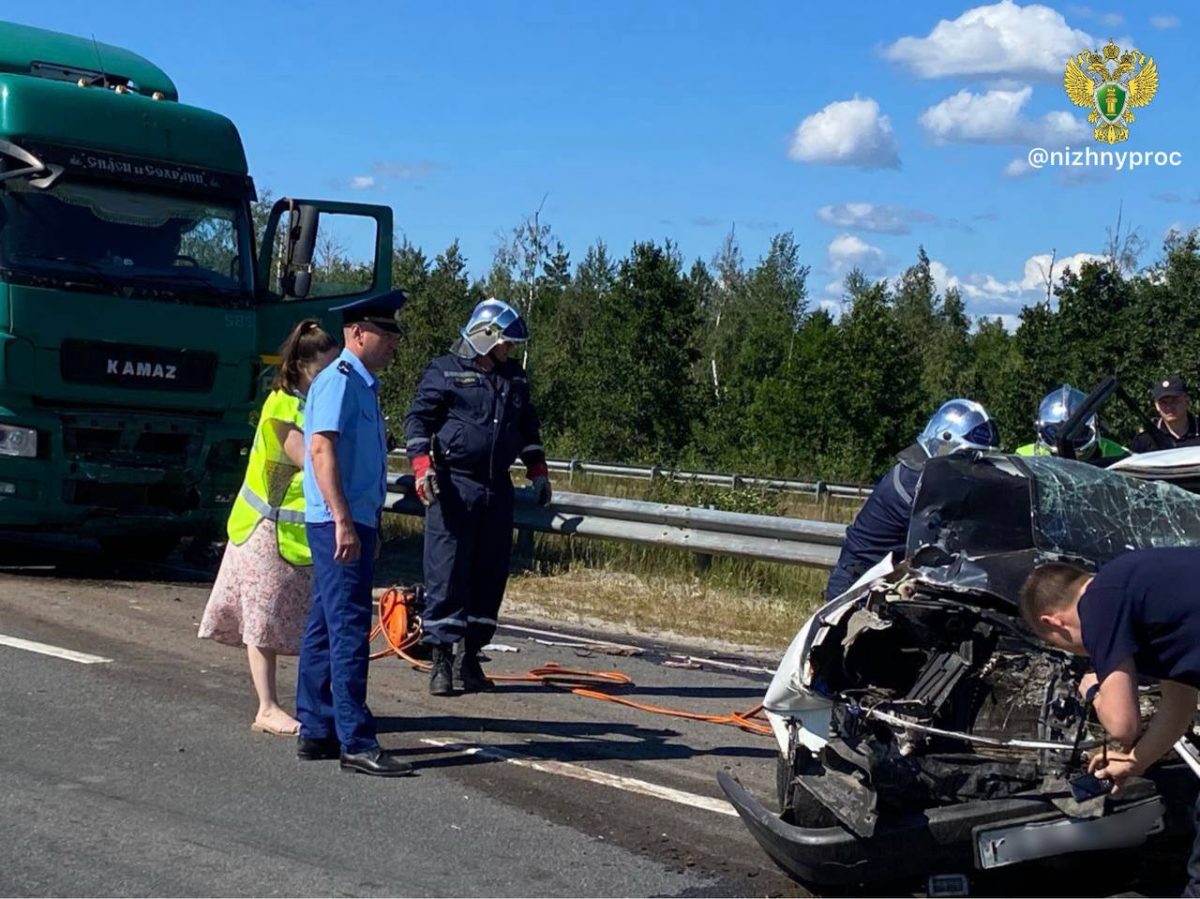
[98,535,180,562]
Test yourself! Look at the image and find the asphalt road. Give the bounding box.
[0,541,803,898]
[0,538,1190,898]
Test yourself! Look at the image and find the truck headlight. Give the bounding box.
[0,425,37,458]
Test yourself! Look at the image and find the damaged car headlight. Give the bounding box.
[0,425,37,458]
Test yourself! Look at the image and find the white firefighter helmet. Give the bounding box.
[459,298,529,356]
[1035,384,1096,456]
[917,399,1001,457]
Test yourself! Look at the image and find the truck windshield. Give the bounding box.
[0,179,252,305]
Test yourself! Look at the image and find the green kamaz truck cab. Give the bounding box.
[0,22,395,558]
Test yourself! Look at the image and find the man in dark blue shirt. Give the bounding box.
[1130,376,1200,453]
[1020,547,1200,894]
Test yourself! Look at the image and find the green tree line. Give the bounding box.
[297,201,1200,485]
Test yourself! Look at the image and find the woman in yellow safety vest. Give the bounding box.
[198,319,339,736]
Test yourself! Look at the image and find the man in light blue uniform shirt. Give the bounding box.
[295,289,412,777]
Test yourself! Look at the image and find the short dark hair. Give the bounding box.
[1018,561,1091,636]
[271,318,337,393]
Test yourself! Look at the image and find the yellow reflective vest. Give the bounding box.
[1015,437,1127,458]
[226,389,310,566]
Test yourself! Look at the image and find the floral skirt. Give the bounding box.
[197,520,312,654]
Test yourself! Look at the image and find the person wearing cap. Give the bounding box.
[825,398,1001,601]
[404,298,549,697]
[1015,384,1126,461]
[1130,376,1200,453]
[294,290,414,777]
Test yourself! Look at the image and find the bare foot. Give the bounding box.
[251,707,300,736]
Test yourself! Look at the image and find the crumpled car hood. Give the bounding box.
[765,452,1200,756]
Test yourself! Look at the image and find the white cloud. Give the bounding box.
[816,203,935,235]
[1100,12,1124,26]
[1150,14,1180,29]
[1003,156,1034,177]
[929,251,1109,321]
[825,249,1114,325]
[817,297,845,319]
[346,160,439,192]
[920,87,1031,142]
[919,87,1089,144]
[1038,110,1092,144]
[1016,252,1108,291]
[828,233,887,276]
[788,97,900,170]
[883,1,1093,81]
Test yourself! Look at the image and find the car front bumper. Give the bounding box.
[717,769,1166,887]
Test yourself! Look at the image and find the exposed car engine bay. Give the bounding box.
[721,402,1200,887]
[789,575,1124,838]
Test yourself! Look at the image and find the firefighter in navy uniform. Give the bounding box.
[824,399,1001,600]
[404,299,550,696]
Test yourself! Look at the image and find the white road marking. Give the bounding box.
[420,737,737,817]
[686,656,774,675]
[497,623,642,653]
[0,634,112,665]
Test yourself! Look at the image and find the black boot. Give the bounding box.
[455,638,495,693]
[429,644,454,696]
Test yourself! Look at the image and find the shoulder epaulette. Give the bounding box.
[337,361,352,375]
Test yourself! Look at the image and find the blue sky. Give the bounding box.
[9,1,1195,323]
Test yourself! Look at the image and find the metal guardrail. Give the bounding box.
[541,459,874,499]
[386,451,873,500]
[385,474,846,569]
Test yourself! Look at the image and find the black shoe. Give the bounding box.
[455,640,495,693]
[429,645,455,696]
[297,735,340,761]
[340,747,414,777]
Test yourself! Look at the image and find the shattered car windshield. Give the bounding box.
[1023,455,1200,562]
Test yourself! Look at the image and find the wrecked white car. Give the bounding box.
[719,451,1200,887]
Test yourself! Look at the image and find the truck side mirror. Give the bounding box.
[280,202,319,299]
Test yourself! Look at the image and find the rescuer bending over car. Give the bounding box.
[404,299,550,697]
[1021,548,1200,895]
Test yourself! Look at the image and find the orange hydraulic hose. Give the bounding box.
[369,586,771,737]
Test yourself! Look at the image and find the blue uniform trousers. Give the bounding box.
[296,521,379,755]
[421,472,514,647]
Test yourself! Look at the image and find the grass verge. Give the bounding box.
[379,472,864,650]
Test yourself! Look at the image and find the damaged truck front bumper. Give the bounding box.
[717,770,1165,887]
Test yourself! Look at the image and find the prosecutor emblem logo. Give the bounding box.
[1064,39,1159,144]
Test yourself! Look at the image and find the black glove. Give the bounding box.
[531,475,552,507]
